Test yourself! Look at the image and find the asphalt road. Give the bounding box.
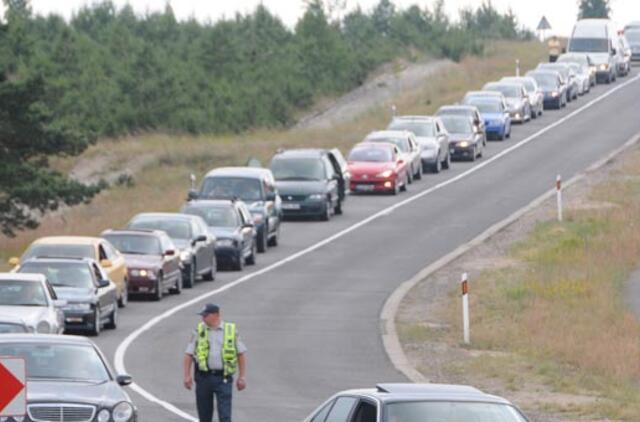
[92,72,640,422]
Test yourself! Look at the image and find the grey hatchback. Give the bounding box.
[304,383,528,422]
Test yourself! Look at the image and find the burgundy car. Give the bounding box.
[101,229,182,300]
[347,142,409,195]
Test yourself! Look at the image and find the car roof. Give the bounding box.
[272,149,328,159]
[204,167,272,179]
[0,273,47,282]
[352,142,396,150]
[31,236,102,246]
[21,257,95,265]
[438,105,477,112]
[366,130,411,139]
[183,199,237,208]
[392,115,435,122]
[337,383,512,405]
[484,81,522,88]
[102,228,165,237]
[130,212,196,221]
[0,333,96,346]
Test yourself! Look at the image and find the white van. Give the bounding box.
[567,19,619,83]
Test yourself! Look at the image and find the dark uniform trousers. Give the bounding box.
[195,370,233,422]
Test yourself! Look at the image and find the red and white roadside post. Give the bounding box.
[515,59,520,77]
[461,273,470,345]
[391,104,397,117]
[556,174,563,222]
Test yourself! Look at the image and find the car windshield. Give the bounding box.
[19,262,94,289]
[348,147,393,163]
[388,121,435,137]
[440,116,473,134]
[558,55,588,66]
[485,84,520,98]
[470,101,501,113]
[183,206,238,228]
[129,218,192,240]
[0,323,28,333]
[200,177,263,201]
[103,234,162,255]
[438,108,470,118]
[538,64,567,77]
[529,73,557,89]
[385,401,526,421]
[367,137,409,152]
[271,158,325,181]
[626,30,640,45]
[569,37,609,53]
[0,280,48,306]
[22,244,94,261]
[0,343,110,382]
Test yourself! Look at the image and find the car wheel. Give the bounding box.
[470,146,477,162]
[90,308,101,337]
[170,272,183,295]
[414,164,422,180]
[203,256,216,281]
[320,200,331,221]
[257,227,268,253]
[118,281,128,308]
[442,152,451,170]
[400,177,408,192]
[153,275,164,301]
[267,224,279,247]
[431,158,441,174]
[246,242,257,265]
[233,251,244,271]
[407,170,413,184]
[186,259,197,287]
[105,303,117,330]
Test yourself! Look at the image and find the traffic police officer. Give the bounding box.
[548,35,562,62]
[183,303,247,422]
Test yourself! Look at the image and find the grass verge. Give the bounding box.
[0,40,545,267]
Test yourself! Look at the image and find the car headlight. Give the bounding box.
[36,321,51,334]
[131,269,155,279]
[97,409,110,422]
[459,141,470,148]
[113,402,134,422]
[599,63,608,71]
[217,239,235,247]
[65,303,92,311]
[551,91,559,97]
[251,212,264,225]
[180,250,191,262]
[376,170,394,178]
[308,193,324,201]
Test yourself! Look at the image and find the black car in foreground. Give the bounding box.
[303,383,529,422]
[0,334,137,421]
[181,199,257,271]
[270,149,347,221]
[18,257,118,336]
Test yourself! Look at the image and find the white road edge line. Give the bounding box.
[114,74,640,420]
[381,130,640,383]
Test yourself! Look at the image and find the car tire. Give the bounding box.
[400,178,407,192]
[118,281,128,308]
[414,164,422,180]
[202,256,216,281]
[90,308,101,337]
[153,275,164,301]
[320,200,331,221]
[246,243,257,265]
[170,272,183,295]
[184,260,196,288]
[257,227,268,253]
[407,170,413,184]
[105,303,117,330]
[442,152,451,170]
[470,146,477,162]
[431,158,441,174]
[268,224,279,247]
[233,251,244,271]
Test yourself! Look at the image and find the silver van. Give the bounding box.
[567,19,620,83]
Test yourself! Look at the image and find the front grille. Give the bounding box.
[28,404,96,422]
[283,195,307,201]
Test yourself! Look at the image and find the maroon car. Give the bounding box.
[101,229,182,300]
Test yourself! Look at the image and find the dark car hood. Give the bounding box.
[275,180,327,196]
[27,379,130,407]
[208,227,238,240]
[123,254,162,269]
[54,287,96,303]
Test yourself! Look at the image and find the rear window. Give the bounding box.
[22,244,94,261]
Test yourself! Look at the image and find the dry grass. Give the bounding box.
[439,149,640,420]
[0,40,545,267]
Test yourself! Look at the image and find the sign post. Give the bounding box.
[0,357,26,418]
[461,273,470,345]
[556,174,563,222]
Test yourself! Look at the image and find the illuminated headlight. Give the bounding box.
[458,141,470,148]
[129,269,156,279]
[36,321,51,334]
[180,250,191,262]
[551,91,559,97]
[514,113,521,120]
[376,170,394,178]
[599,63,608,71]
[64,303,91,311]
[251,212,264,224]
[97,409,111,422]
[112,402,134,422]
[217,239,235,247]
[308,193,324,201]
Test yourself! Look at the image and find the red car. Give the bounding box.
[347,142,409,195]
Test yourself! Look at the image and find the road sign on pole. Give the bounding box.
[0,357,26,417]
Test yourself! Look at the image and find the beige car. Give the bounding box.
[9,236,130,307]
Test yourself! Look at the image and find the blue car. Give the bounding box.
[466,97,511,141]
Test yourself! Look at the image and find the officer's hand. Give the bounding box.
[236,377,247,391]
[184,375,193,390]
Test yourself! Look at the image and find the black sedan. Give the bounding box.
[439,115,484,161]
[0,334,137,421]
[181,199,257,271]
[18,257,119,336]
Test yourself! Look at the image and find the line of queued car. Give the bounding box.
[0,18,636,422]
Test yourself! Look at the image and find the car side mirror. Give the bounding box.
[53,299,67,308]
[100,259,113,268]
[8,257,19,266]
[116,374,133,386]
[192,235,207,246]
[242,223,254,229]
[164,249,175,256]
[187,190,199,201]
[98,279,110,288]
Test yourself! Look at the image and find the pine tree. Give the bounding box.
[578,0,611,19]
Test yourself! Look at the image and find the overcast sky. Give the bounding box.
[23,0,640,36]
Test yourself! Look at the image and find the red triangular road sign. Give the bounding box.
[0,362,25,413]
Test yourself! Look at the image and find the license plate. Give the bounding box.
[282,203,301,210]
[355,184,374,191]
[450,149,455,154]
[66,317,83,323]
[138,287,149,292]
